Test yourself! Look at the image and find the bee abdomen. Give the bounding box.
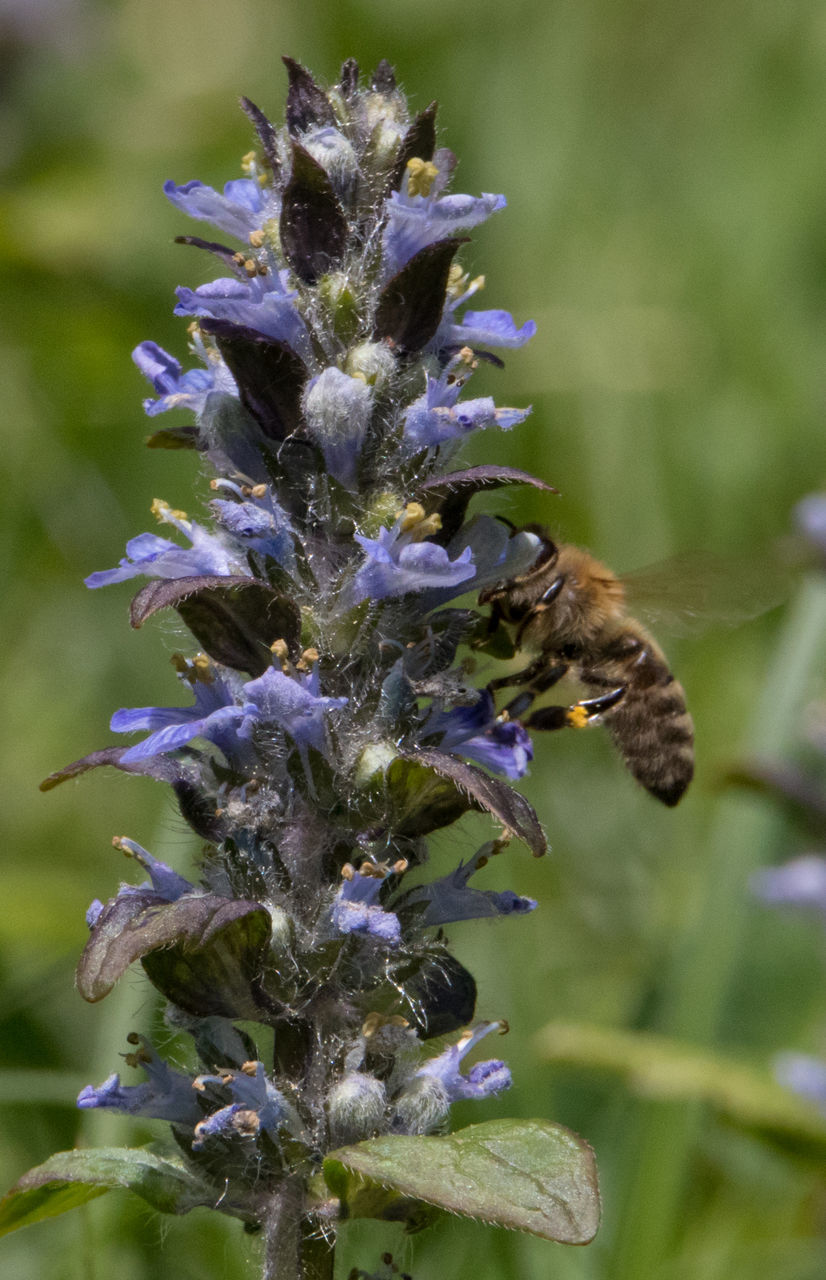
[581,638,694,806]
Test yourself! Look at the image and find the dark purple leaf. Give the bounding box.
[420,466,559,542]
[174,235,246,277]
[199,317,307,442]
[130,575,301,675]
[280,142,348,284]
[339,58,360,96]
[373,238,467,356]
[387,102,438,194]
[283,57,337,134]
[371,60,396,93]
[40,747,189,792]
[404,750,547,856]
[239,96,281,175]
[77,891,272,1017]
[145,425,201,451]
[407,951,477,1038]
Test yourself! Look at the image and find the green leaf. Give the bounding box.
[0,1147,215,1236]
[536,1021,826,1163]
[323,1118,599,1244]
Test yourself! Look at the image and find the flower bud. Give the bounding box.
[326,1071,387,1146]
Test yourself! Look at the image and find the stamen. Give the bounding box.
[406,157,439,197]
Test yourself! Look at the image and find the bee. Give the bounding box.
[479,527,694,806]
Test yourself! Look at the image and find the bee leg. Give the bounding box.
[488,657,568,695]
[527,685,625,732]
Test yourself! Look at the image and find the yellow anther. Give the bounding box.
[191,653,213,682]
[270,638,290,667]
[362,1011,410,1037]
[392,858,408,875]
[241,1061,258,1077]
[250,483,267,498]
[396,502,442,540]
[566,705,590,729]
[244,258,258,278]
[341,863,356,881]
[458,346,477,368]
[240,150,257,175]
[296,646,319,672]
[249,229,265,249]
[406,157,439,198]
[150,498,187,523]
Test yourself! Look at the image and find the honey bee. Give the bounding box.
[479,527,695,806]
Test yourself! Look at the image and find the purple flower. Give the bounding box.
[350,513,476,605]
[210,486,296,572]
[383,184,506,278]
[403,370,530,449]
[330,863,402,946]
[414,1021,512,1102]
[86,836,193,929]
[238,666,348,756]
[445,307,537,351]
[174,272,312,365]
[85,501,245,589]
[396,841,536,927]
[110,668,249,765]
[774,1052,826,1112]
[794,493,826,559]
[133,340,237,418]
[78,1037,201,1126]
[192,1060,303,1148]
[164,178,275,242]
[432,691,533,779]
[752,856,826,916]
[446,516,541,596]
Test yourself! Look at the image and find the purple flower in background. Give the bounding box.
[752,856,826,916]
[774,1052,826,1113]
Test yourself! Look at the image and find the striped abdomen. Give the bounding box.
[577,624,694,807]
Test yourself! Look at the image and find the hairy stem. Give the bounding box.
[262,1180,301,1280]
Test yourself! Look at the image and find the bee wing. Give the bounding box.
[621,545,797,636]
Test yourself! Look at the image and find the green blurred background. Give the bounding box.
[4,1,826,1276]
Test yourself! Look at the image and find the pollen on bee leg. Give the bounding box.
[565,705,591,729]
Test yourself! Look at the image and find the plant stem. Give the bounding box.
[262,1180,335,1280]
[610,575,826,1279]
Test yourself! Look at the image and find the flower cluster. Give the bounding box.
[46,58,555,1259]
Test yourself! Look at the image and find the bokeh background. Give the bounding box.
[4,1,826,1277]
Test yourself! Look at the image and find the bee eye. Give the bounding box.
[541,576,564,605]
